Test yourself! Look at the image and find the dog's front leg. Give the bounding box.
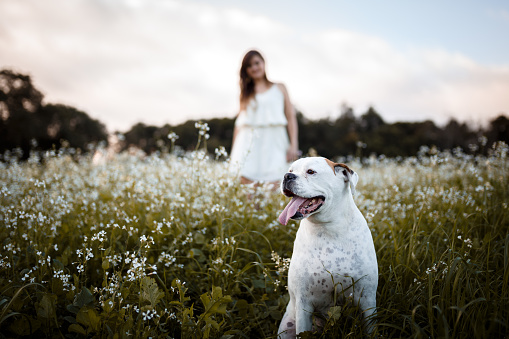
[278,298,296,339]
[357,294,377,335]
[295,301,313,334]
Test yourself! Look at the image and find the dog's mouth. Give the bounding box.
[278,191,325,225]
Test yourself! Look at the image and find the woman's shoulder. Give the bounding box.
[274,82,289,97]
[274,82,287,92]
[274,83,291,102]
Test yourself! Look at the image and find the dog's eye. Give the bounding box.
[307,169,316,175]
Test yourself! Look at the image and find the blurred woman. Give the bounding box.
[230,50,299,185]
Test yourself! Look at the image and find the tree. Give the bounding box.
[37,104,108,151]
[123,122,159,153]
[486,114,509,145]
[0,69,108,158]
[360,106,385,133]
[0,69,44,155]
[440,118,477,151]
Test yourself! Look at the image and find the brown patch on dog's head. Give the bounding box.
[325,158,353,176]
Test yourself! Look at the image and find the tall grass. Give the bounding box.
[0,137,508,338]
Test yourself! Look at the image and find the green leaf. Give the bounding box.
[51,277,65,295]
[141,277,164,307]
[269,309,282,320]
[0,298,8,308]
[76,307,100,331]
[211,286,223,298]
[89,309,101,330]
[68,323,87,335]
[36,294,56,319]
[235,299,249,317]
[52,259,65,271]
[200,286,232,317]
[76,308,91,327]
[9,315,41,336]
[252,280,265,289]
[67,304,80,314]
[102,258,110,270]
[58,247,70,266]
[206,317,220,330]
[189,248,207,263]
[194,233,206,244]
[103,298,114,313]
[74,287,94,308]
[327,305,342,325]
[63,315,77,324]
[235,299,248,310]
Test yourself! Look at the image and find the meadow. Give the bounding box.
[0,129,508,338]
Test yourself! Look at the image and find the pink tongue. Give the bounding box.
[278,196,308,225]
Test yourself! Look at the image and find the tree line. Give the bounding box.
[0,69,108,158]
[1,68,507,160]
[123,109,508,159]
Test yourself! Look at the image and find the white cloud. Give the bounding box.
[0,0,507,132]
[488,8,509,23]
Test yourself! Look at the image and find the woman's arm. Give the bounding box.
[231,100,243,148]
[232,124,239,147]
[278,83,299,162]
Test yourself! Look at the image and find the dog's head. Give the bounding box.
[278,157,358,225]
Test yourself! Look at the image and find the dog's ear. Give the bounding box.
[345,169,358,196]
[329,161,358,196]
[334,164,359,195]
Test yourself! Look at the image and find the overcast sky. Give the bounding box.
[1,0,508,132]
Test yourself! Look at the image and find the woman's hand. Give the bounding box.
[278,83,299,163]
[286,146,300,162]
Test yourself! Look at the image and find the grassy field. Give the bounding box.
[0,139,508,338]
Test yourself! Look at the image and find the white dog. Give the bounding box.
[277,157,378,338]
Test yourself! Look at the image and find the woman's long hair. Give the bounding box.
[239,50,268,110]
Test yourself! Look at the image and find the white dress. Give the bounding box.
[230,84,290,182]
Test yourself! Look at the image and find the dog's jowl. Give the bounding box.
[278,157,378,338]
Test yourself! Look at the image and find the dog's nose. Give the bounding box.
[284,173,297,181]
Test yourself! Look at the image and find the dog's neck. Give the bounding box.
[303,190,359,233]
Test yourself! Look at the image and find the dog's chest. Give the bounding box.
[288,227,374,302]
[290,235,361,278]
